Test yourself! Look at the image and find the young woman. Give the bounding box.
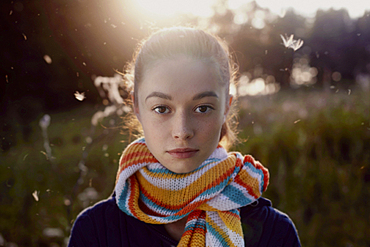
[68,27,301,247]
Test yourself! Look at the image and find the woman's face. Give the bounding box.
[134,56,232,173]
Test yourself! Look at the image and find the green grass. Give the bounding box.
[235,90,370,247]
[1,90,369,246]
[1,104,127,246]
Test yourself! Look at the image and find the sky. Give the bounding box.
[133,0,370,19]
[254,0,369,18]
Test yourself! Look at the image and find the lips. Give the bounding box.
[167,148,199,159]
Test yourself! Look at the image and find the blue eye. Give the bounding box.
[195,105,213,113]
[153,106,170,114]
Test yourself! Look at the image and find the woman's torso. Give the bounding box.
[68,196,300,247]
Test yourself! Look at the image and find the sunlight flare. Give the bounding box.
[133,0,215,17]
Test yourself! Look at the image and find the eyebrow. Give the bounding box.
[192,91,218,100]
[145,91,218,102]
[145,92,172,102]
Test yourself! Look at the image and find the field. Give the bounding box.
[1,89,369,246]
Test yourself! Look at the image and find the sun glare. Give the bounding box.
[132,0,369,20]
[133,0,215,17]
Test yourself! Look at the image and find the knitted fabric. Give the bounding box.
[114,138,269,247]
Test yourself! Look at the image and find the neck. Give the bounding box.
[164,216,188,241]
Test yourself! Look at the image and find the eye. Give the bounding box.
[195,105,213,113]
[153,106,170,114]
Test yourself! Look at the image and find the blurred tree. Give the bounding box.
[0,0,147,151]
[207,2,309,89]
[352,11,370,75]
[228,1,267,74]
[308,9,355,89]
[266,10,307,89]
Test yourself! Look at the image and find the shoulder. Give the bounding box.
[68,195,177,247]
[75,196,117,219]
[73,196,119,227]
[68,197,119,247]
[241,197,301,247]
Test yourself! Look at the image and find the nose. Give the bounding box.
[172,111,194,140]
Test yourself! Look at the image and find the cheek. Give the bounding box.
[141,115,167,138]
[200,117,223,139]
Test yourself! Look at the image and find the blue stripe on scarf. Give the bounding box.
[184,219,206,232]
[205,220,230,247]
[221,184,254,205]
[139,193,182,216]
[117,181,133,217]
[243,161,265,193]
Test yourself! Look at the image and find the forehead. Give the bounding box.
[138,56,227,98]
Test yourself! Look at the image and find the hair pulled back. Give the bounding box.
[124,27,238,149]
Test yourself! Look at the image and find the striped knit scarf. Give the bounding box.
[114,138,269,247]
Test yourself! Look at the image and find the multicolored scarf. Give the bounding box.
[114,138,269,247]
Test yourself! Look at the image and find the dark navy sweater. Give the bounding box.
[68,196,300,247]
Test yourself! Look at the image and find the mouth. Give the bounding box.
[167,148,199,159]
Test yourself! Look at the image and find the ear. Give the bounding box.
[224,94,233,122]
[131,92,141,122]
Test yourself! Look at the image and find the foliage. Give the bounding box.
[1,1,370,245]
[235,89,370,247]
[1,90,369,246]
[0,105,125,246]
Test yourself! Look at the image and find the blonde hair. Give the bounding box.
[123,27,239,149]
